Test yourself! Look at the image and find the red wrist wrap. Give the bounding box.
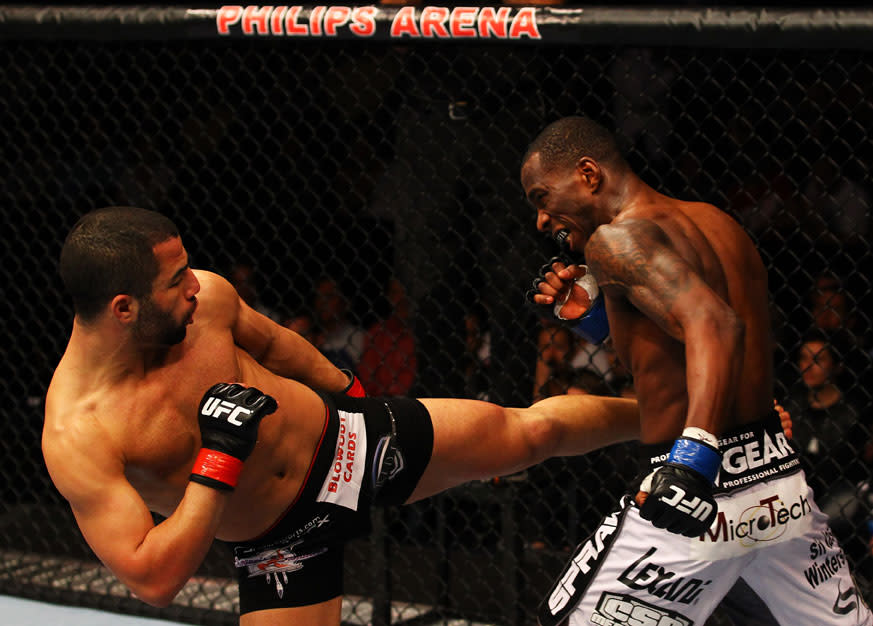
[191,448,244,489]
[345,374,366,398]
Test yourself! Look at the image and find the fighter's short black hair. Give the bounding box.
[59,207,179,322]
[523,116,626,172]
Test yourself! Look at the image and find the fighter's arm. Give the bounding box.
[43,431,225,607]
[585,220,744,436]
[196,271,350,393]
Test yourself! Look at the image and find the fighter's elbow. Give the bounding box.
[709,309,745,353]
[125,575,185,608]
[725,311,745,345]
[132,584,181,608]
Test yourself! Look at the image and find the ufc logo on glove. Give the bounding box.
[191,383,277,492]
[661,486,714,521]
[638,427,721,537]
[201,396,253,426]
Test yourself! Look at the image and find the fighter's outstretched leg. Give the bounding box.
[408,394,639,503]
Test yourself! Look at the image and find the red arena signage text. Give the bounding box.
[216,5,542,40]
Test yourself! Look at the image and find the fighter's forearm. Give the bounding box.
[233,300,350,392]
[258,328,350,392]
[123,484,227,607]
[683,314,745,436]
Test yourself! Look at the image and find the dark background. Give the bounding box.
[1,9,871,625]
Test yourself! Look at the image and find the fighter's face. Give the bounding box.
[134,237,199,346]
[134,294,189,346]
[521,152,598,253]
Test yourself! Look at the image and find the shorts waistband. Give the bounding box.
[637,412,800,493]
[238,393,338,545]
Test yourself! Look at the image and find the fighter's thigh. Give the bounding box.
[240,596,342,625]
[546,503,746,626]
[411,398,540,501]
[742,507,873,626]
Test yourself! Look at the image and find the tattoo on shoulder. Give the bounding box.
[586,222,691,302]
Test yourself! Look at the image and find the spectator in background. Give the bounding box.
[229,261,280,322]
[777,270,869,392]
[784,330,872,544]
[282,309,321,347]
[358,277,417,396]
[527,337,620,551]
[799,155,871,247]
[609,47,677,176]
[534,320,616,398]
[538,367,613,404]
[726,156,800,240]
[565,368,612,397]
[804,271,870,391]
[809,272,857,335]
[601,343,637,399]
[462,306,492,401]
[313,276,365,372]
[569,332,613,383]
[533,321,579,402]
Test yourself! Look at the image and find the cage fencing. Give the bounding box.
[1,5,872,625]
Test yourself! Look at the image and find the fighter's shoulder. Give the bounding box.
[44,384,117,443]
[673,199,742,234]
[43,390,123,490]
[193,269,234,296]
[192,270,241,320]
[587,218,668,260]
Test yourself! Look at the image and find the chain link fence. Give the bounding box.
[1,6,872,625]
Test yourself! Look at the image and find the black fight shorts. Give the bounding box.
[234,393,434,614]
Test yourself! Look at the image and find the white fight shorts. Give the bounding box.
[539,415,873,626]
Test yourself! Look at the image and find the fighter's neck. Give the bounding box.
[611,177,674,221]
[67,318,173,381]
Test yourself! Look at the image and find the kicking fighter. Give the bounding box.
[524,116,870,626]
[44,206,648,625]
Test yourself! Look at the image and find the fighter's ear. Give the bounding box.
[110,294,139,324]
[576,157,602,192]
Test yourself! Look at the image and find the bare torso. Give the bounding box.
[44,272,329,542]
[599,198,773,443]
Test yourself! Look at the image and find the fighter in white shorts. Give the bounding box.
[521,116,872,626]
[539,412,871,626]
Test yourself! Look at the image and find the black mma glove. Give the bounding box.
[637,428,721,537]
[525,255,611,344]
[525,229,577,311]
[525,255,572,306]
[190,383,278,491]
